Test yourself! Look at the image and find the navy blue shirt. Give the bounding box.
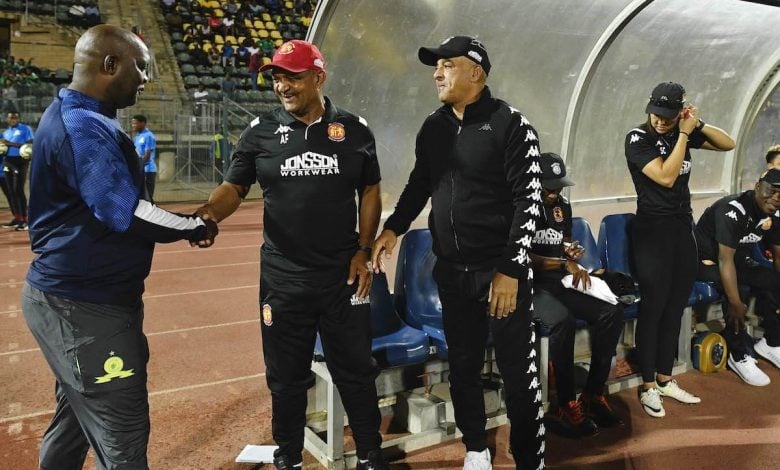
[26,89,209,306]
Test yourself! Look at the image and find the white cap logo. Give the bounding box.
[468,50,482,63]
[551,162,562,175]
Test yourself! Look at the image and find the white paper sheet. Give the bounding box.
[235,444,279,463]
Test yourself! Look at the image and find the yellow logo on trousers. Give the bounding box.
[94,353,135,384]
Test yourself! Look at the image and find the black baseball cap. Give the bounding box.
[418,36,491,75]
[540,152,575,190]
[645,81,686,119]
[759,168,780,187]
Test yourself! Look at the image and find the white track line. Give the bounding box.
[151,261,257,273]
[145,285,257,299]
[0,319,259,357]
[0,373,267,424]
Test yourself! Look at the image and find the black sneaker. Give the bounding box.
[558,400,599,437]
[580,392,624,428]
[14,222,28,231]
[273,455,302,470]
[356,449,389,470]
[2,220,18,228]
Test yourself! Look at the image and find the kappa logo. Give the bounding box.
[280,152,340,176]
[527,362,537,374]
[525,146,541,159]
[630,133,641,144]
[274,123,293,134]
[94,352,134,384]
[478,123,492,131]
[525,204,541,217]
[525,129,538,142]
[520,219,536,231]
[512,250,528,265]
[725,210,738,221]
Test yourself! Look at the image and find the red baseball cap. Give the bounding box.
[259,40,326,73]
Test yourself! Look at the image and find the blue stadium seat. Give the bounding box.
[571,216,601,271]
[393,229,449,359]
[314,272,431,368]
[597,213,639,319]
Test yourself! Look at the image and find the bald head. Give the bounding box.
[74,25,144,66]
[70,25,150,109]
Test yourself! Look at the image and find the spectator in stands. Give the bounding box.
[195,39,389,470]
[1,111,33,230]
[266,0,282,14]
[1,79,17,103]
[529,152,624,437]
[373,36,544,470]
[767,145,780,169]
[200,22,214,42]
[220,73,236,99]
[260,37,275,57]
[247,0,267,15]
[22,25,217,470]
[236,43,251,66]
[693,169,780,386]
[208,47,221,66]
[248,49,263,90]
[85,3,101,26]
[184,23,200,42]
[625,81,735,418]
[208,14,222,32]
[131,115,158,204]
[222,42,236,68]
[224,0,239,16]
[193,83,209,115]
[222,14,236,37]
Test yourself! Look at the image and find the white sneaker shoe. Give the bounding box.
[639,387,665,418]
[463,448,492,470]
[656,379,701,404]
[728,353,771,386]
[755,337,780,369]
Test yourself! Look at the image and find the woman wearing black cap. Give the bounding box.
[624,81,735,418]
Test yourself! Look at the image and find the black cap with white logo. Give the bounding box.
[418,36,491,75]
[540,152,575,190]
[645,81,686,119]
[760,168,780,187]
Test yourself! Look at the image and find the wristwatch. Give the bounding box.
[358,245,372,255]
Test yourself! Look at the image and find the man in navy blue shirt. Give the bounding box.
[22,25,218,470]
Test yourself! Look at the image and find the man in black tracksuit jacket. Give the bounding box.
[373,36,544,470]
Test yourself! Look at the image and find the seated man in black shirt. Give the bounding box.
[530,153,624,437]
[694,169,780,386]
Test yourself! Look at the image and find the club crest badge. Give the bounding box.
[327,122,345,142]
[553,206,564,223]
[262,303,273,326]
[762,218,773,231]
[279,42,295,54]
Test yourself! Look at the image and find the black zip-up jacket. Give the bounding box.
[384,86,542,280]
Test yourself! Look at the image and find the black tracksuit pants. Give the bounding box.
[3,157,29,220]
[533,280,623,404]
[259,264,382,463]
[698,261,780,358]
[632,214,698,383]
[433,261,544,470]
[22,284,150,470]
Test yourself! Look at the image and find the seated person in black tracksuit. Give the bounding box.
[693,168,780,387]
[530,152,624,437]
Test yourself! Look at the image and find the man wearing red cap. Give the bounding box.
[195,40,388,470]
